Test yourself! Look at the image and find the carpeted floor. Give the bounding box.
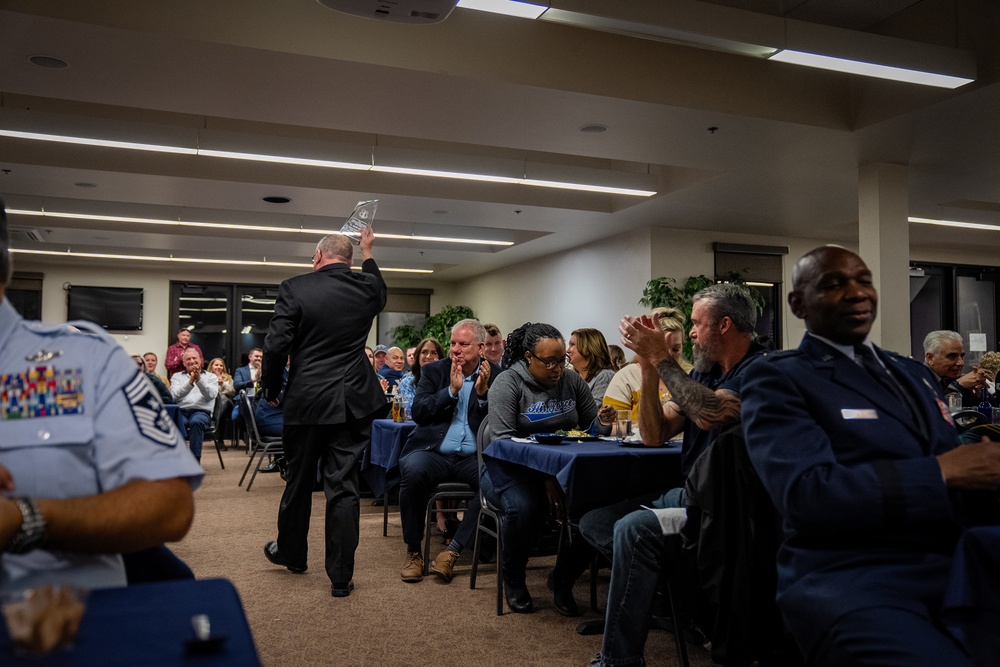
[171,447,713,667]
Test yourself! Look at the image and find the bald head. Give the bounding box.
[789,246,877,346]
[314,233,354,269]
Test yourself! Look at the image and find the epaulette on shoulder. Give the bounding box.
[65,320,109,336]
[35,320,117,345]
[883,349,921,367]
[761,348,802,361]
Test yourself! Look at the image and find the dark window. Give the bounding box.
[714,243,787,350]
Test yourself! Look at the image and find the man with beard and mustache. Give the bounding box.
[579,283,763,667]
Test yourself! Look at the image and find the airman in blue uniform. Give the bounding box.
[0,202,203,591]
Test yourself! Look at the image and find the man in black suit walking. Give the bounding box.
[261,225,386,597]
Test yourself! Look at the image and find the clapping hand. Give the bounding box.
[474,360,491,397]
[620,315,668,368]
[450,360,465,397]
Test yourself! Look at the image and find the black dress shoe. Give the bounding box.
[331,581,354,598]
[548,571,581,617]
[259,460,280,473]
[263,541,306,573]
[504,581,534,614]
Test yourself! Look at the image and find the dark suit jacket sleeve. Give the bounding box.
[362,258,387,311]
[741,355,955,537]
[262,279,299,399]
[233,366,252,392]
[411,360,458,426]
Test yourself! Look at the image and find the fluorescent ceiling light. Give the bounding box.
[197,148,370,171]
[520,178,655,197]
[457,0,547,20]
[370,164,521,184]
[7,208,513,246]
[0,128,198,154]
[9,248,433,273]
[909,217,1000,231]
[0,123,656,196]
[457,0,974,89]
[768,50,973,89]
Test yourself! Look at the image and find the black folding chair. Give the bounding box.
[238,391,283,491]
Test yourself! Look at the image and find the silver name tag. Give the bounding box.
[841,409,878,420]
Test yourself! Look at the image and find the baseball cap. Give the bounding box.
[374,344,389,354]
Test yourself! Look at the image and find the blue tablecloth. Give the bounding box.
[361,419,416,497]
[483,438,683,514]
[0,578,260,666]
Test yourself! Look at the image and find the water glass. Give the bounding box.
[946,393,962,414]
[992,407,1000,425]
[615,409,632,441]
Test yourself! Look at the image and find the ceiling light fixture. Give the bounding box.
[0,111,657,197]
[768,50,972,88]
[457,0,547,19]
[7,208,514,246]
[457,0,974,89]
[9,247,434,273]
[0,128,198,155]
[909,217,1000,231]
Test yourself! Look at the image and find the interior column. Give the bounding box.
[858,163,909,355]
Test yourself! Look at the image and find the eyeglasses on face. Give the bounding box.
[528,351,563,370]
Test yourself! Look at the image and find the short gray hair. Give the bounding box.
[316,233,354,263]
[692,283,757,334]
[923,330,962,355]
[452,319,486,344]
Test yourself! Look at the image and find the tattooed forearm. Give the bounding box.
[657,359,741,428]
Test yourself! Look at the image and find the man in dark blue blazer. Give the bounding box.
[260,225,387,598]
[397,319,500,584]
[742,246,1000,666]
[233,348,262,395]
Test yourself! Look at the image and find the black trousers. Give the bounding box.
[276,412,376,585]
[398,450,480,553]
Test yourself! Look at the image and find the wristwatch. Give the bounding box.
[7,497,46,554]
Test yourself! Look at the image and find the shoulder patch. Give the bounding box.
[123,372,179,447]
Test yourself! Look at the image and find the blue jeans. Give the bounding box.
[479,469,547,586]
[180,408,211,462]
[579,487,686,667]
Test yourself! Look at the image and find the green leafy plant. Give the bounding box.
[389,324,423,350]
[391,304,475,354]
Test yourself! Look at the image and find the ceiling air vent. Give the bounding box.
[316,0,457,24]
[9,228,47,243]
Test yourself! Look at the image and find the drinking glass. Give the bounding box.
[946,393,962,414]
[615,409,632,441]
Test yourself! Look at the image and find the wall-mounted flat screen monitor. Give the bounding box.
[67,285,144,331]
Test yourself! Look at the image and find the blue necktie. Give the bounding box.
[855,345,927,436]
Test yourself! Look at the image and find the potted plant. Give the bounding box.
[390,304,475,354]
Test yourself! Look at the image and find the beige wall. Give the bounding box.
[14,230,1000,365]
[450,228,655,346]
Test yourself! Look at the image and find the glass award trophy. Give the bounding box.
[339,199,378,244]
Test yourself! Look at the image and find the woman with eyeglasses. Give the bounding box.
[480,322,614,616]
